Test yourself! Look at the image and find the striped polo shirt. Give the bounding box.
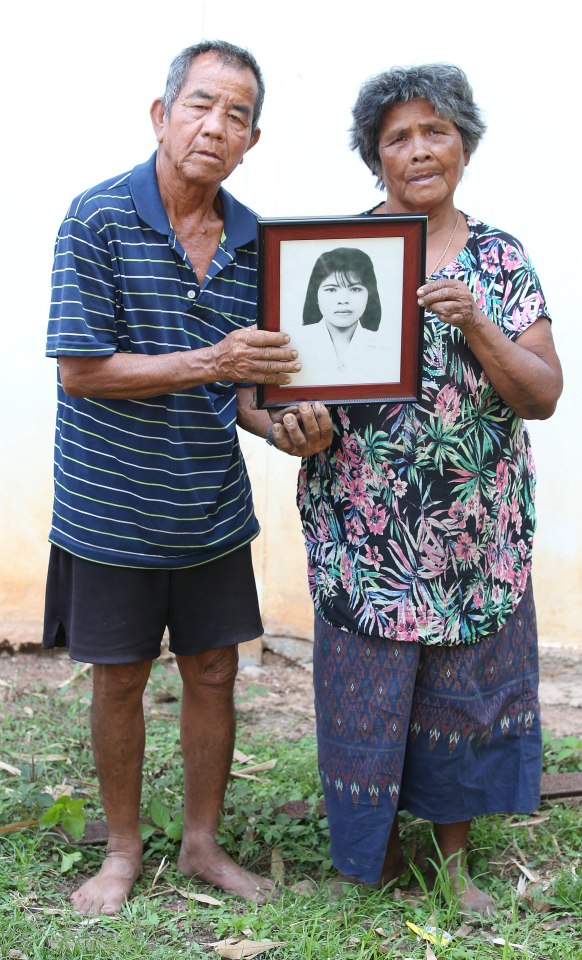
[46,152,260,568]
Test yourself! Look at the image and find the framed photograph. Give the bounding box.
[256,214,427,407]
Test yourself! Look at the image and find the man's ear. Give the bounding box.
[246,126,261,154]
[150,99,165,143]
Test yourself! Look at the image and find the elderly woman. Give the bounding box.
[294,64,563,913]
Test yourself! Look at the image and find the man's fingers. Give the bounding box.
[245,328,292,348]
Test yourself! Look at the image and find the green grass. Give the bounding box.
[1,659,581,959]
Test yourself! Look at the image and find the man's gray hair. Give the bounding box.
[161,40,265,133]
[350,63,486,187]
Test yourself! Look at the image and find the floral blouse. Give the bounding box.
[297,215,551,645]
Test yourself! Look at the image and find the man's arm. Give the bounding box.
[58,329,301,398]
[236,386,333,457]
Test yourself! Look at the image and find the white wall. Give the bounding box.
[1,0,579,645]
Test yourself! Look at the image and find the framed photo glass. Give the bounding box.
[256,214,427,407]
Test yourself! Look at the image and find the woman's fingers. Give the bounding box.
[417,279,477,328]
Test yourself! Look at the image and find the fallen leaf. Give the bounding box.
[270,847,285,883]
[79,916,119,926]
[511,858,541,883]
[426,946,438,960]
[509,815,550,829]
[0,760,21,776]
[233,749,256,763]
[0,819,39,835]
[57,663,92,688]
[491,937,527,951]
[230,772,269,782]
[175,887,224,906]
[212,937,286,958]
[150,855,169,889]
[278,800,311,819]
[540,917,575,930]
[453,923,473,938]
[233,760,277,775]
[20,754,68,764]
[51,783,74,800]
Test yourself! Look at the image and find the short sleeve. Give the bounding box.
[468,226,551,342]
[46,212,118,358]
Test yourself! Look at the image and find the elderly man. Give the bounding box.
[43,40,331,915]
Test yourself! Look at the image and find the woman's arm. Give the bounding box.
[417,279,563,419]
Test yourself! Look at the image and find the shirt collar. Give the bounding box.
[130,152,257,250]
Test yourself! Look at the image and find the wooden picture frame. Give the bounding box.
[256,214,427,407]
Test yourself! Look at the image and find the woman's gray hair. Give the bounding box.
[161,40,265,133]
[350,63,486,187]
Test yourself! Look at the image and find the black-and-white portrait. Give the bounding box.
[279,237,404,388]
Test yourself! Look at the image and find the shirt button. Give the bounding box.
[187,290,196,299]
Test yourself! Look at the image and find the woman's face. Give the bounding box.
[317,272,369,329]
[377,98,469,214]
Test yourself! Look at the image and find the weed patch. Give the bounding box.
[1,655,581,958]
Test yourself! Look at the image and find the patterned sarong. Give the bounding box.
[313,579,541,882]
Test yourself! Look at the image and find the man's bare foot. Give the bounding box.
[70,849,142,916]
[178,836,276,903]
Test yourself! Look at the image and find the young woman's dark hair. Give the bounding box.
[302,247,382,331]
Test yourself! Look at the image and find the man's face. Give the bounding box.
[152,52,260,190]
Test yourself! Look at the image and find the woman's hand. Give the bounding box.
[415,282,562,420]
[417,278,480,330]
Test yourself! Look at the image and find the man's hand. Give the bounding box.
[268,402,333,457]
[212,328,301,384]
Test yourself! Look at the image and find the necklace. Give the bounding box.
[426,210,460,278]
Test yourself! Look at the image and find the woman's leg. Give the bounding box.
[433,820,495,914]
[313,613,420,886]
[399,579,541,915]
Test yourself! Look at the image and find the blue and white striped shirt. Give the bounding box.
[46,152,260,568]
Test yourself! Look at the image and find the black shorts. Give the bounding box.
[42,545,263,664]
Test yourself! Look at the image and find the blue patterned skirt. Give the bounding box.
[313,579,541,882]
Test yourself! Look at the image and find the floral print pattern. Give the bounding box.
[298,216,550,645]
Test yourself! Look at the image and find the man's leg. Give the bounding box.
[433,820,495,915]
[175,646,274,902]
[71,660,152,915]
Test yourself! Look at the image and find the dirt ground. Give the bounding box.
[0,638,580,740]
